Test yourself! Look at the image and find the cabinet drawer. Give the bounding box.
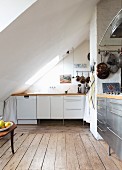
[97,112,106,123]
[97,124,108,142]
[97,97,106,106]
[107,98,122,111]
[97,105,106,117]
[107,127,122,160]
[64,109,83,119]
[107,98,122,105]
[64,100,82,110]
[107,108,122,138]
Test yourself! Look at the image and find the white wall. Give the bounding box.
[26,41,90,93]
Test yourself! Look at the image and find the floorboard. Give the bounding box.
[0,121,122,170]
[81,134,105,170]
[89,134,119,170]
[29,133,50,170]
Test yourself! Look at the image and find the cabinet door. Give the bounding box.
[17,96,36,119]
[37,96,50,119]
[50,96,63,119]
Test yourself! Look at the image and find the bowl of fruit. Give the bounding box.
[0,120,13,132]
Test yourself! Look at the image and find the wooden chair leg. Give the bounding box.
[11,130,14,154]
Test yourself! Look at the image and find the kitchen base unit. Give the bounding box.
[16,96,37,124]
[97,95,122,160]
[15,94,86,124]
[64,96,85,120]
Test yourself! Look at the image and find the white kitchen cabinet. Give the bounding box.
[37,96,50,119]
[50,96,63,119]
[64,96,85,119]
[17,96,37,124]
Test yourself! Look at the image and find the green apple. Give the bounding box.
[0,120,5,128]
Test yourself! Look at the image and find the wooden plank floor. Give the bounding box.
[0,120,122,170]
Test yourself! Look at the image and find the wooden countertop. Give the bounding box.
[12,93,86,96]
[97,94,122,100]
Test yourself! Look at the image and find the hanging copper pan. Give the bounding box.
[76,72,80,81]
[85,72,90,83]
[80,72,86,84]
[97,54,110,79]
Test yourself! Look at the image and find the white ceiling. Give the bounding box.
[0,0,37,32]
[0,0,99,101]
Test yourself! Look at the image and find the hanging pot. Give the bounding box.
[87,53,90,61]
[107,53,118,65]
[97,68,110,79]
[117,53,122,68]
[109,65,119,73]
[85,72,90,83]
[76,72,80,81]
[80,72,86,84]
[97,54,110,79]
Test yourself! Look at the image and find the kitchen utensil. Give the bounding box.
[97,68,110,79]
[109,65,119,73]
[107,53,118,65]
[117,52,122,68]
[97,54,110,79]
[76,72,80,81]
[80,72,86,84]
[87,53,90,61]
[85,72,90,83]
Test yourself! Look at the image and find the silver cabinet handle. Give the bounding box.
[110,110,122,117]
[97,119,105,124]
[97,112,102,116]
[66,109,81,110]
[110,102,122,105]
[107,127,122,141]
[97,106,103,109]
[98,126,106,132]
[65,100,81,102]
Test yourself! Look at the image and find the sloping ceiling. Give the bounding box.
[0,0,99,101]
[0,0,37,32]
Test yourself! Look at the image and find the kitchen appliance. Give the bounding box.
[110,9,122,38]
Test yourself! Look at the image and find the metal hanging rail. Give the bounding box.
[98,48,122,54]
[76,71,90,73]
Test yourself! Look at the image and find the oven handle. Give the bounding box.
[107,127,122,141]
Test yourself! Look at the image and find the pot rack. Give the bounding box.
[76,71,90,73]
[98,48,122,54]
